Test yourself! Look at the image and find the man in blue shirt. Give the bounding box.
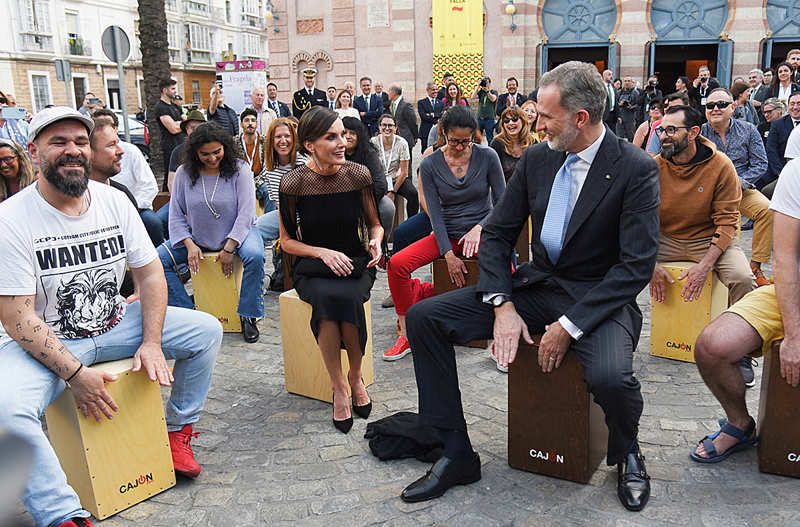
[207,83,239,136]
[0,96,30,154]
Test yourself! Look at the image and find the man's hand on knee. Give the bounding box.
[538,321,571,373]
[133,342,174,386]
[780,336,800,387]
[649,264,674,303]
[493,303,532,369]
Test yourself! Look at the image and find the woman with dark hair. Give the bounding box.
[342,117,391,232]
[370,113,419,218]
[770,61,800,102]
[335,90,360,120]
[158,122,265,343]
[0,138,36,202]
[279,107,383,433]
[442,82,468,108]
[675,76,690,93]
[731,80,759,125]
[384,105,505,361]
[491,106,537,182]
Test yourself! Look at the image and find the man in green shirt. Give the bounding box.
[473,77,498,143]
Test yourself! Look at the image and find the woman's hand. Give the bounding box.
[444,250,468,287]
[459,224,482,259]
[185,241,203,275]
[367,238,382,268]
[215,250,234,278]
[319,248,354,277]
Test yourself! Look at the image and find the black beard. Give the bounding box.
[43,155,90,197]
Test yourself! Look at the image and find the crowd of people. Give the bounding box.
[4,50,800,526]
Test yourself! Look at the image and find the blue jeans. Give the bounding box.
[393,212,432,253]
[478,118,496,144]
[140,208,165,247]
[0,302,221,527]
[256,182,277,213]
[257,209,280,246]
[156,201,170,239]
[158,227,266,319]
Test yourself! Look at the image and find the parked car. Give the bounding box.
[113,111,150,162]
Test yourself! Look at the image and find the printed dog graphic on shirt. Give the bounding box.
[55,268,119,338]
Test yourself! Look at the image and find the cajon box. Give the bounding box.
[280,289,374,403]
[508,337,608,483]
[758,341,800,478]
[192,252,243,333]
[650,261,728,363]
[45,359,176,520]
[152,192,170,212]
[431,258,487,348]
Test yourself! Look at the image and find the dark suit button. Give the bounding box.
[522,277,529,284]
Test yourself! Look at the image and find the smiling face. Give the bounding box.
[506,78,518,95]
[344,128,358,154]
[789,93,800,120]
[251,88,265,108]
[338,91,351,108]
[360,79,371,95]
[658,110,694,160]
[778,65,792,84]
[379,116,396,138]
[705,90,734,127]
[197,141,224,170]
[522,102,537,125]
[0,146,19,180]
[241,114,258,135]
[305,119,347,167]
[749,71,762,88]
[374,81,383,94]
[502,112,522,137]
[272,124,292,161]
[447,84,458,98]
[762,104,781,122]
[90,125,123,179]
[535,84,579,152]
[30,120,92,198]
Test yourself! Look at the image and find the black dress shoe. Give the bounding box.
[241,317,259,343]
[332,392,353,434]
[352,378,372,419]
[401,454,481,503]
[617,450,650,511]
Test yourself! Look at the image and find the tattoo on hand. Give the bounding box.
[44,339,54,350]
[15,322,22,332]
[24,298,31,307]
[19,336,33,344]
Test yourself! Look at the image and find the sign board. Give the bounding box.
[215,60,268,115]
[367,0,390,27]
[54,60,72,82]
[101,26,130,63]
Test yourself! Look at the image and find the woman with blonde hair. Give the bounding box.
[490,106,537,182]
[0,138,36,202]
[520,100,545,142]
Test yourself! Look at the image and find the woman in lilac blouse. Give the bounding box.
[158,122,265,342]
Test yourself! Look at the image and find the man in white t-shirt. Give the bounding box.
[0,107,222,527]
[689,157,800,464]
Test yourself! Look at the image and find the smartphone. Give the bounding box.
[1,107,27,120]
[89,98,100,104]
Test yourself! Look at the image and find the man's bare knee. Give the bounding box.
[696,313,758,363]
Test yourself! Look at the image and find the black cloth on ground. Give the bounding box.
[364,411,444,462]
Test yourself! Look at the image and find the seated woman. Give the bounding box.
[0,138,36,203]
[279,107,383,434]
[159,122,265,343]
[335,90,361,120]
[370,113,419,219]
[384,105,505,360]
[491,106,537,182]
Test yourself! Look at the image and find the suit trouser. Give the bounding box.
[657,234,756,304]
[395,178,420,217]
[739,188,773,265]
[406,282,643,466]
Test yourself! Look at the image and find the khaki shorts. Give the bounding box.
[726,284,783,357]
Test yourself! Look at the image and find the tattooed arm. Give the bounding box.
[0,295,120,422]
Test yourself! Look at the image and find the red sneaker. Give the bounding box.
[383,335,412,361]
[58,519,94,527]
[169,424,201,478]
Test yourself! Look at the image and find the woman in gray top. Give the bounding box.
[384,105,506,360]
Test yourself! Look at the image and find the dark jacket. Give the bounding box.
[207,104,239,136]
[393,98,418,149]
[353,93,384,135]
[268,99,291,118]
[766,114,797,181]
[495,92,528,118]
[476,130,660,337]
[292,87,327,119]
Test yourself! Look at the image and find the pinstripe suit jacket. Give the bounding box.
[476,127,660,339]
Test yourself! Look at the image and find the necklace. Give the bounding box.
[201,173,221,219]
[36,181,90,215]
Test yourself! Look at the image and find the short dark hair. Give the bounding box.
[443,73,453,79]
[359,76,372,84]
[183,122,240,185]
[296,107,339,155]
[90,119,117,147]
[92,108,119,127]
[439,105,478,134]
[664,91,690,106]
[240,107,258,122]
[341,117,377,166]
[85,92,95,97]
[648,98,663,111]
[677,76,690,88]
[159,78,177,91]
[777,61,793,74]
[665,105,703,129]
[267,82,277,90]
[790,91,800,104]
[506,77,518,86]
[378,113,396,126]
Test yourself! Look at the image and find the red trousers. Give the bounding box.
[388,233,463,316]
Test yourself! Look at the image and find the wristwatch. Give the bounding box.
[491,294,511,307]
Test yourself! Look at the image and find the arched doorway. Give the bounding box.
[762,0,800,70]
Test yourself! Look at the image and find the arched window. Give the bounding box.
[650,0,728,41]
[541,0,617,43]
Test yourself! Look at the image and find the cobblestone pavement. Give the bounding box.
[12,185,800,526]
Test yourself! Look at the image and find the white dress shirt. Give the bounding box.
[112,141,159,210]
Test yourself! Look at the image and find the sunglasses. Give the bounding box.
[0,155,18,165]
[502,115,520,124]
[705,101,732,110]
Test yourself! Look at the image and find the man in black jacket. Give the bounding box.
[495,77,527,119]
[266,82,291,118]
[388,84,419,167]
[418,82,443,152]
[399,61,658,513]
[292,67,327,119]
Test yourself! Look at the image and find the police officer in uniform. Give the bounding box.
[292,67,327,119]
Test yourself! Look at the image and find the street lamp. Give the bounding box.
[506,1,517,32]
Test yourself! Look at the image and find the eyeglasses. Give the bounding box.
[0,155,18,165]
[445,136,472,147]
[380,123,395,129]
[705,101,732,110]
[654,125,691,137]
[502,115,520,124]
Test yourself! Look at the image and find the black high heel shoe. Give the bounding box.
[352,378,372,419]
[332,392,353,434]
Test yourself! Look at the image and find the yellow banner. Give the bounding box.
[432,0,484,94]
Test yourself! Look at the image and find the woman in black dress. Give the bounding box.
[279,107,383,433]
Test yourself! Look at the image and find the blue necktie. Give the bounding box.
[540,153,580,264]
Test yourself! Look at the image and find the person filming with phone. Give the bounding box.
[0,96,30,154]
[77,93,105,117]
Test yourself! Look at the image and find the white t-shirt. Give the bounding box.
[0,181,158,343]
[784,124,800,160]
[112,141,159,209]
[770,159,800,273]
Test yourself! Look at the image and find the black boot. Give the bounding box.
[241,317,259,343]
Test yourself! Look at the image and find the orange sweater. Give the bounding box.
[656,135,742,252]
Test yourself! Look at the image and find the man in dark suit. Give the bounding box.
[375,81,391,113]
[399,61,659,512]
[749,69,771,123]
[389,84,419,168]
[495,77,527,120]
[353,76,384,136]
[765,91,800,185]
[418,82,443,152]
[292,67,327,119]
[266,82,291,118]
[602,69,617,130]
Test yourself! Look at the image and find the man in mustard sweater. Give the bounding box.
[649,105,757,378]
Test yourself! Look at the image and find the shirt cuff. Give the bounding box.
[558,315,583,340]
[482,292,506,305]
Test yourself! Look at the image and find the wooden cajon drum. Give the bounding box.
[45,358,176,520]
[758,341,800,478]
[515,217,531,264]
[279,289,374,403]
[152,192,170,212]
[192,252,243,333]
[650,261,728,363]
[508,336,609,483]
[431,257,487,348]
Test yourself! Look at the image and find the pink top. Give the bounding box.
[442,97,468,108]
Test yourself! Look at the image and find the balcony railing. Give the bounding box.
[182,0,209,16]
[240,14,265,29]
[66,37,91,56]
[21,33,53,52]
[165,0,178,11]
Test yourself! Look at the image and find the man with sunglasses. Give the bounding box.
[650,104,757,380]
[700,89,772,294]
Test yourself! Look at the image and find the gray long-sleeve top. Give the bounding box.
[420,144,506,255]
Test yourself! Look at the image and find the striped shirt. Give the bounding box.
[263,154,309,203]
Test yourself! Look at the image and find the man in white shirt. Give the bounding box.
[248,86,277,135]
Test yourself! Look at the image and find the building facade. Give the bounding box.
[0,0,270,115]
[266,0,800,105]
